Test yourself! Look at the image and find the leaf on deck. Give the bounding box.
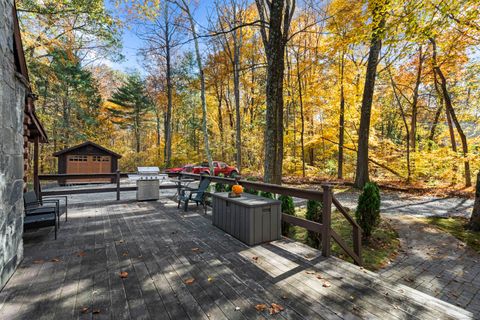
[119,271,129,278]
[76,251,87,257]
[255,304,267,312]
[184,278,195,285]
[269,303,284,315]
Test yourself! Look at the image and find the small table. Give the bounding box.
[211,192,281,246]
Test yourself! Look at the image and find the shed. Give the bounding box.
[53,141,121,184]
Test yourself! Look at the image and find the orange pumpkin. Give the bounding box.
[232,184,243,194]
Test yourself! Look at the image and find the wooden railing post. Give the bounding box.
[322,185,332,257]
[116,170,120,200]
[353,226,363,265]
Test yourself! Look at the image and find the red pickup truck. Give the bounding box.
[166,161,239,177]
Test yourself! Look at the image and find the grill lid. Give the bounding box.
[137,167,160,175]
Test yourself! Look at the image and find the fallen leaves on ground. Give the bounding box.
[207,277,214,282]
[92,309,101,314]
[122,252,128,257]
[50,258,61,262]
[305,271,315,275]
[252,256,259,261]
[269,303,284,315]
[184,278,195,285]
[119,271,129,278]
[404,277,414,283]
[316,275,324,280]
[77,251,87,257]
[322,281,332,288]
[255,304,267,312]
[80,307,89,314]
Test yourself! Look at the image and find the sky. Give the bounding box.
[104,0,215,73]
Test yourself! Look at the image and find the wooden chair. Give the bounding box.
[178,176,211,212]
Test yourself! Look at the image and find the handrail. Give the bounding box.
[36,171,362,265]
[175,172,362,265]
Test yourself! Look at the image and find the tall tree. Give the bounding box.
[108,74,153,154]
[255,0,295,184]
[354,0,388,188]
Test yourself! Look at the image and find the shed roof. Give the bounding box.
[53,141,122,158]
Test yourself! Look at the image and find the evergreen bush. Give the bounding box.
[244,177,259,195]
[279,195,295,236]
[260,191,274,199]
[355,182,381,239]
[305,200,322,248]
[215,173,226,192]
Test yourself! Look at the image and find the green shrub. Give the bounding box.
[244,176,259,195]
[279,195,295,236]
[215,173,226,192]
[305,200,322,248]
[260,191,274,199]
[355,182,381,239]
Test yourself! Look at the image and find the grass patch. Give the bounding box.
[290,209,400,271]
[423,217,480,253]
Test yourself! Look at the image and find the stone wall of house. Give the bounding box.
[0,0,26,290]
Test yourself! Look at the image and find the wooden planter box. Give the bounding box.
[211,192,281,245]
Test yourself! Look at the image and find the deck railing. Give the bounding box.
[37,171,362,265]
[174,172,363,265]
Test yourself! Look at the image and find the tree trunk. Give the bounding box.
[233,15,242,173]
[296,51,306,177]
[164,4,173,168]
[390,71,411,182]
[255,0,294,184]
[430,38,471,187]
[338,50,345,179]
[469,172,480,231]
[410,46,423,152]
[182,1,213,170]
[354,0,387,188]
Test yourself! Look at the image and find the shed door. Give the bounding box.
[66,155,111,184]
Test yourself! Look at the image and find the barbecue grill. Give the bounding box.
[136,167,160,201]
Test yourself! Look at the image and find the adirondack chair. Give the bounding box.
[24,191,67,226]
[178,176,211,212]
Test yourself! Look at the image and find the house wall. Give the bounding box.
[0,0,26,289]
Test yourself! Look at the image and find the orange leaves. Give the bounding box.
[254,302,284,315]
[184,278,195,285]
[269,303,284,315]
[76,251,87,257]
[255,304,267,312]
[119,271,129,278]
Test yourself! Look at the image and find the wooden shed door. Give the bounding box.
[66,155,111,184]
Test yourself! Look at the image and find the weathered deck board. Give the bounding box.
[0,198,473,320]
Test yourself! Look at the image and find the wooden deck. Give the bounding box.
[0,198,473,319]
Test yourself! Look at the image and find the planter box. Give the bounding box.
[212,192,281,245]
[136,179,159,201]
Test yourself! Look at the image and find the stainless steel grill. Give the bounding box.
[137,166,160,179]
[136,167,160,201]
